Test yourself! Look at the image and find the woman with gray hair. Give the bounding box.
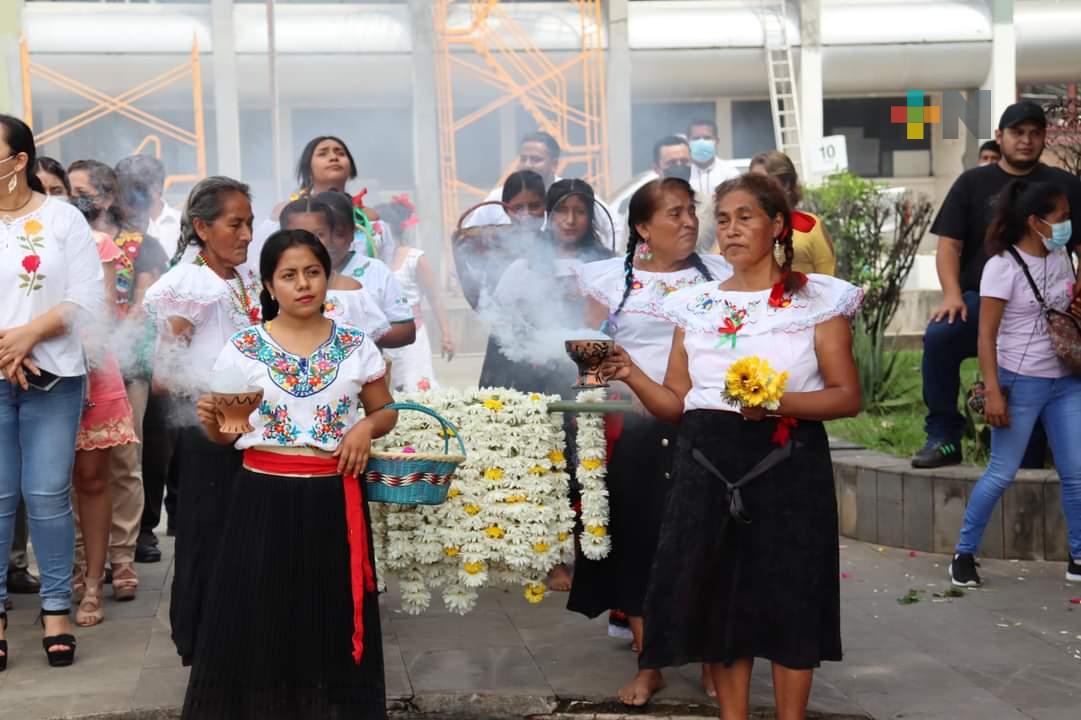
[143,176,260,665]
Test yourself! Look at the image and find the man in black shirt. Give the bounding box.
[914,102,1081,468]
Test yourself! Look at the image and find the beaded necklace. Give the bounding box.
[194,251,261,324]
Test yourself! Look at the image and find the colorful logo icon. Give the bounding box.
[891,91,942,140]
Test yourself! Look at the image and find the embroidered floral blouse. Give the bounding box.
[0,197,105,377]
[213,322,387,452]
[661,274,863,413]
[575,255,732,384]
[143,256,262,395]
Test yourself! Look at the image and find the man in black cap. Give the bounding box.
[913,101,1081,469]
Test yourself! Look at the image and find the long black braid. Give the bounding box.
[613,177,714,316]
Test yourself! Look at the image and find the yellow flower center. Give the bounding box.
[463,561,485,574]
[444,547,460,557]
[484,467,504,481]
[580,458,603,471]
[483,398,504,411]
[532,542,550,553]
[586,525,608,537]
[485,526,505,539]
[463,504,481,516]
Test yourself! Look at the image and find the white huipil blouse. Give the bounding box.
[323,288,390,343]
[0,197,105,377]
[575,255,733,384]
[339,252,414,325]
[213,322,387,452]
[660,274,863,413]
[143,256,263,395]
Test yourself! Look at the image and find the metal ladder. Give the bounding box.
[761,1,803,174]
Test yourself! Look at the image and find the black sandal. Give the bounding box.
[39,608,76,667]
[1,611,8,672]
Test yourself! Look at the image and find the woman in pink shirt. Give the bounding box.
[952,180,1081,587]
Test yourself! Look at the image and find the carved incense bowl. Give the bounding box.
[564,339,615,389]
[212,389,264,434]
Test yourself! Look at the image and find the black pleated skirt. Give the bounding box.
[568,414,676,618]
[639,410,842,671]
[181,469,386,719]
[169,427,242,665]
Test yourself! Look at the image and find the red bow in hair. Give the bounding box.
[392,194,420,229]
[351,189,368,209]
[771,416,798,446]
[768,282,792,309]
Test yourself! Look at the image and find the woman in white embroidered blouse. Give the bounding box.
[569,177,731,707]
[601,174,862,720]
[0,115,106,669]
[184,229,396,719]
[143,176,261,665]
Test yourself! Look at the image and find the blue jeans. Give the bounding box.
[0,376,85,611]
[922,291,1047,467]
[922,291,981,444]
[957,369,1081,559]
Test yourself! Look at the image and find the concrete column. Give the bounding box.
[0,1,23,119]
[605,0,632,191]
[210,0,242,177]
[798,0,824,185]
[278,103,293,192]
[714,98,734,160]
[408,0,445,261]
[985,0,1016,122]
[499,104,518,173]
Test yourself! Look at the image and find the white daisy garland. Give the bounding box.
[368,388,598,614]
[574,389,611,560]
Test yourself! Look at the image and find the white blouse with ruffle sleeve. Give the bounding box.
[143,259,262,394]
[661,274,863,413]
[575,255,732,384]
[213,322,387,452]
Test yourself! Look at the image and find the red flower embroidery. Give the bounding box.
[417,378,432,391]
[21,254,41,273]
[248,306,262,323]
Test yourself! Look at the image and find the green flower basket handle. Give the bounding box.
[384,401,467,457]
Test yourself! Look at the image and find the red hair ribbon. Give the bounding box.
[352,189,369,209]
[768,282,792,309]
[392,194,420,230]
[771,416,798,446]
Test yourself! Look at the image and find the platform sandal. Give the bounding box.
[76,575,105,627]
[40,608,77,667]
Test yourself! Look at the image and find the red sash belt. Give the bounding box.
[242,448,375,665]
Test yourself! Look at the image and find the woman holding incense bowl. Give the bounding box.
[569,176,730,706]
[182,228,396,719]
[599,173,861,720]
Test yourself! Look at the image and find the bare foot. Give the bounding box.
[546,563,573,592]
[701,663,717,698]
[618,669,666,706]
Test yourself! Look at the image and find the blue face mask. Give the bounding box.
[1038,217,1072,250]
[689,138,716,164]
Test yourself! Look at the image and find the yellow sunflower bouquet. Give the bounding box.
[723,356,789,411]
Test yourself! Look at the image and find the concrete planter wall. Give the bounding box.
[831,445,1069,561]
